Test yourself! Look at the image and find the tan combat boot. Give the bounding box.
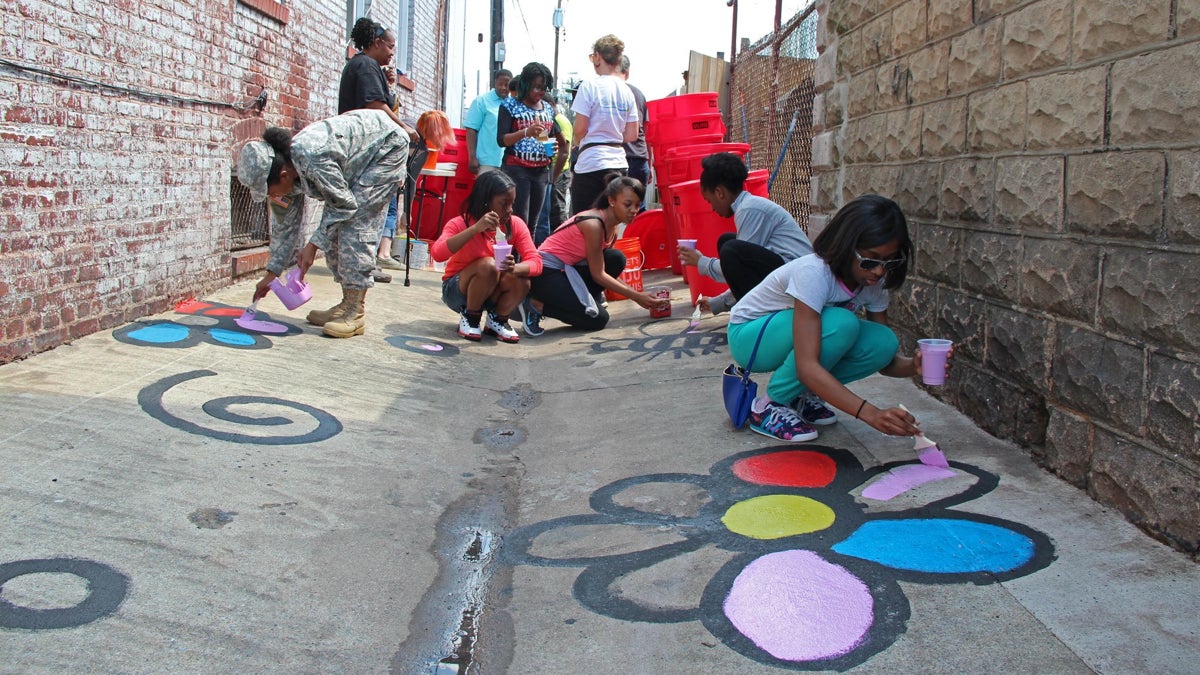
[322,288,366,338]
[306,290,348,326]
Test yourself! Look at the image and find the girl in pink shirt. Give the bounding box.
[522,176,668,334]
[432,172,542,342]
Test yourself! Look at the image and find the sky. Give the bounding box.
[500,0,811,101]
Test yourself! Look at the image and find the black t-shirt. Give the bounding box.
[624,83,648,160]
[338,53,393,114]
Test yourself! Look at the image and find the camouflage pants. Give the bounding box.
[324,144,408,289]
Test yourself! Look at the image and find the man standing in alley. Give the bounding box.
[617,55,649,192]
[465,69,513,175]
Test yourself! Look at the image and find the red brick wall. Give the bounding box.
[0,0,447,363]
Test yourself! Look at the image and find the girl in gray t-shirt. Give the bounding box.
[727,194,944,442]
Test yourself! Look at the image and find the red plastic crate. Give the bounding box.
[646,113,726,149]
[671,178,734,304]
[646,92,720,121]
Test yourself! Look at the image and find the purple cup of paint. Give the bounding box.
[492,243,512,269]
[917,339,953,386]
[269,269,312,310]
[677,238,697,250]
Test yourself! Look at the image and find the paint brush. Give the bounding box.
[898,404,949,468]
[689,296,703,330]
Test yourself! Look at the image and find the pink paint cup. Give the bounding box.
[269,269,312,310]
[492,243,512,270]
[918,338,953,385]
[677,238,698,249]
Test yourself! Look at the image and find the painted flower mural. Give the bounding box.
[113,299,300,350]
[503,446,1055,670]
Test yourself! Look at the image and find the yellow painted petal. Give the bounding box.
[722,495,835,539]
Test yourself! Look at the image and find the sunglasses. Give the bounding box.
[854,250,906,271]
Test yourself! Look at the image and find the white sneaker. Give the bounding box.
[484,313,520,343]
[458,313,482,341]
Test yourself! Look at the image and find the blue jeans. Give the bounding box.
[728,307,899,404]
[381,190,400,239]
[626,156,649,188]
[536,187,553,245]
[502,163,550,241]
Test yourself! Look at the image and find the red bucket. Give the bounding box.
[623,209,671,271]
[657,182,684,275]
[606,237,644,302]
[646,92,720,120]
[671,179,734,304]
[645,113,727,149]
[657,142,752,192]
[746,169,769,198]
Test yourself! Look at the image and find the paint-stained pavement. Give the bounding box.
[1,264,1198,673]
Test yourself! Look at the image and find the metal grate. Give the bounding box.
[729,4,819,233]
[230,176,270,251]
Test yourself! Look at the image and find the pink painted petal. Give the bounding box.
[861,464,956,501]
[724,550,873,662]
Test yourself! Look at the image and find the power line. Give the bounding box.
[509,0,540,62]
[0,57,267,111]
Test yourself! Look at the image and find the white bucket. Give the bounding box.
[408,240,430,269]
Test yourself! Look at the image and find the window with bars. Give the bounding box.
[229,177,270,251]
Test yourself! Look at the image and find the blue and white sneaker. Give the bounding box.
[749,400,819,442]
[795,392,838,426]
[518,298,544,337]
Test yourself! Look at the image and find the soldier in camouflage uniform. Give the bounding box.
[238,109,409,338]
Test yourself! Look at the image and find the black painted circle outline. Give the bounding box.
[0,558,130,630]
[385,335,461,357]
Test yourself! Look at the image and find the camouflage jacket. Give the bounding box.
[266,110,408,273]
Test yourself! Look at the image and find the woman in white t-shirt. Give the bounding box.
[569,34,639,216]
[727,194,941,442]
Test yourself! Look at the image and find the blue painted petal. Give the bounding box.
[832,518,1035,574]
[208,328,256,346]
[127,323,190,343]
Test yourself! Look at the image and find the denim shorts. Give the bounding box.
[441,274,496,313]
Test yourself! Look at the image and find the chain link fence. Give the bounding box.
[729,3,819,233]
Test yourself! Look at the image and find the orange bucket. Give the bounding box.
[605,237,644,301]
[422,149,439,170]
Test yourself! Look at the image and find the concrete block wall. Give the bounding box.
[812,0,1199,555]
[0,0,447,364]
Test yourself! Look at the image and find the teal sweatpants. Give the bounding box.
[727,307,899,405]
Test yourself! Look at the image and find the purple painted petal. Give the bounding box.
[724,550,873,662]
[862,464,956,501]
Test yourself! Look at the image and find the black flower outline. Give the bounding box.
[502,445,1055,670]
[112,299,301,350]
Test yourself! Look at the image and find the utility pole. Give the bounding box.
[552,0,564,86]
[490,0,505,81]
[728,0,738,69]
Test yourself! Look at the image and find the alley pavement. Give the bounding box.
[1,263,1197,673]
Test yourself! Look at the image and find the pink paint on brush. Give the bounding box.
[898,405,950,467]
[914,434,949,468]
[862,464,956,500]
[918,444,949,468]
